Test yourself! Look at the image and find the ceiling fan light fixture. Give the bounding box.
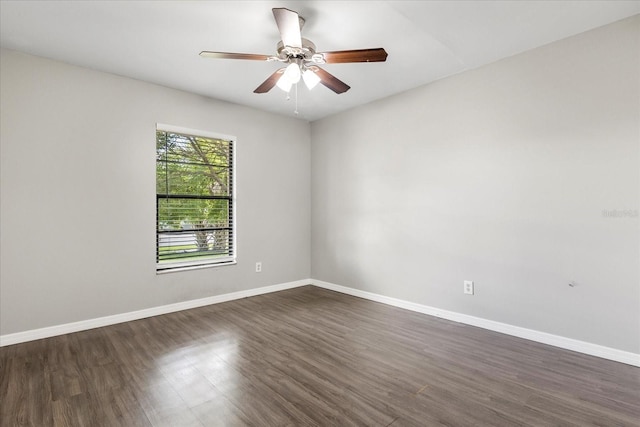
[302,68,321,89]
[284,62,301,83]
[276,74,294,92]
[276,62,302,92]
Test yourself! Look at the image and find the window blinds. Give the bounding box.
[156,127,235,271]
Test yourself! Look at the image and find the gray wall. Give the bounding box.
[2,17,638,355]
[0,49,311,335]
[311,17,639,353]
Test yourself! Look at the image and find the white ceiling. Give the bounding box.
[1,1,638,121]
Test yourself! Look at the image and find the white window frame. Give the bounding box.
[156,123,237,273]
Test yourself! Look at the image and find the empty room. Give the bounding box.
[1,1,638,426]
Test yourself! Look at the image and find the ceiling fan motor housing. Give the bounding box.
[277,39,325,64]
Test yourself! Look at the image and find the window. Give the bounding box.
[156,124,235,271]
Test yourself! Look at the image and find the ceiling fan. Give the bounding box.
[200,8,388,94]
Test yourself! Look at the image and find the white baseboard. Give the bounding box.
[0,279,311,347]
[312,279,640,367]
[3,278,638,367]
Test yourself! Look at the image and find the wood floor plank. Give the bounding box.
[1,286,639,426]
[189,394,252,427]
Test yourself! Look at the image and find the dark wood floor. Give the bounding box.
[1,286,638,426]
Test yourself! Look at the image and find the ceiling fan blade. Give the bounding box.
[200,51,272,61]
[272,8,302,48]
[320,48,388,64]
[254,68,286,93]
[311,67,351,94]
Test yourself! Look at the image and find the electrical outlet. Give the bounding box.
[464,280,474,295]
[255,262,262,273]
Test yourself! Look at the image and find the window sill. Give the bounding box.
[156,261,237,275]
